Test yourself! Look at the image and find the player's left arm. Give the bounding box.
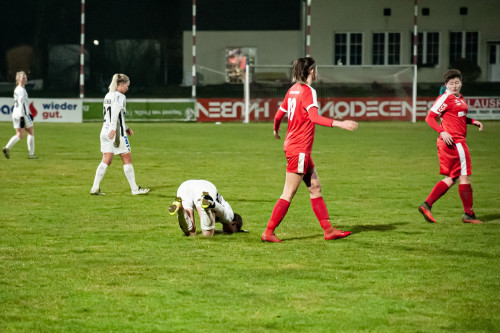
[309,107,358,131]
[467,117,483,131]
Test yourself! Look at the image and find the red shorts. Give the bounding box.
[285,152,315,174]
[437,140,471,178]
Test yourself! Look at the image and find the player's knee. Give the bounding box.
[308,183,322,196]
[202,229,214,237]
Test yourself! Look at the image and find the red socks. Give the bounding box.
[264,199,290,234]
[311,197,332,231]
[425,180,450,207]
[265,197,334,234]
[459,184,474,215]
[426,181,474,215]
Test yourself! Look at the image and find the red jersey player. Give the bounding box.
[261,57,358,243]
[418,69,484,224]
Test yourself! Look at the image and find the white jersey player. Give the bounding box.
[102,89,129,155]
[90,73,150,196]
[169,180,243,237]
[2,71,37,159]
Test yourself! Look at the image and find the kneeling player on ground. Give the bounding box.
[169,179,244,237]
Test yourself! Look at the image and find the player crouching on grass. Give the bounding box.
[169,179,245,237]
[418,69,484,224]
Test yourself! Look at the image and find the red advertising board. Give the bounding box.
[196,97,435,122]
[196,97,500,122]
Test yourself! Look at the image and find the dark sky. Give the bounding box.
[0,0,301,82]
[0,0,300,49]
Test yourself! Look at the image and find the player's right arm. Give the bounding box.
[273,96,288,139]
[274,108,286,139]
[426,94,454,145]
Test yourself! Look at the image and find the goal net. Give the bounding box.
[246,65,416,121]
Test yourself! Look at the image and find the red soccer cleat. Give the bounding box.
[462,213,483,224]
[418,202,436,223]
[324,227,351,240]
[261,233,282,243]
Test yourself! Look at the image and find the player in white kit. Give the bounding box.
[169,180,243,237]
[3,71,37,159]
[90,74,149,195]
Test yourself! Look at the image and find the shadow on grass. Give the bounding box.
[279,223,407,241]
[348,222,407,234]
[281,234,324,241]
[480,213,500,223]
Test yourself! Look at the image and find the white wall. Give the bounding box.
[182,30,302,85]
[183,0,500,84]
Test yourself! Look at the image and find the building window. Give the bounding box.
[490,44,497,65]
[334,33,362,65]
[372,32,401,65]
[410,32,439,66]
[450,31,478,64]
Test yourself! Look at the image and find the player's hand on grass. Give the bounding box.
[334,120,358,131]
[273,130,280,139]
[440,131,454,145]
[126,128,133,136]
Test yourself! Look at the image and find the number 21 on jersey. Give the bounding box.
[288,97,296,121]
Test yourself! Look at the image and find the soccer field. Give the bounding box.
[1,121,499,332]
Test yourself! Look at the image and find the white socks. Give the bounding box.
[27,134,35,156]
[91,163,140,193]
[4,135,34,156]
[123,164,139,192]
[92,162,108,191]
[5,135,20,149]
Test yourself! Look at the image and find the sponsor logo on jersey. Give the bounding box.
[438,103,448,112]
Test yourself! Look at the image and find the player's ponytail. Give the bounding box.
[108,73,130,92]
[292,57,316,84]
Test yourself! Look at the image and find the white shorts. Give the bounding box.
[176,180,234,231]
[177,180,217,211]
[100,128,131,155]
[13,115,33,129]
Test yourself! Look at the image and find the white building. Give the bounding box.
[183,0,500,85]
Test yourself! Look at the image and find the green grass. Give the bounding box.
[1,121,499,332]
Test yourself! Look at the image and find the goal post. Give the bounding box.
[243,64,417,122]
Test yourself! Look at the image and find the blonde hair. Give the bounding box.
[108,73,130,92]
[15,71,27,86]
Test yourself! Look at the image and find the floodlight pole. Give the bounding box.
[192,0,197,99]
[80,0,85,98]
[412,0,418,123]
